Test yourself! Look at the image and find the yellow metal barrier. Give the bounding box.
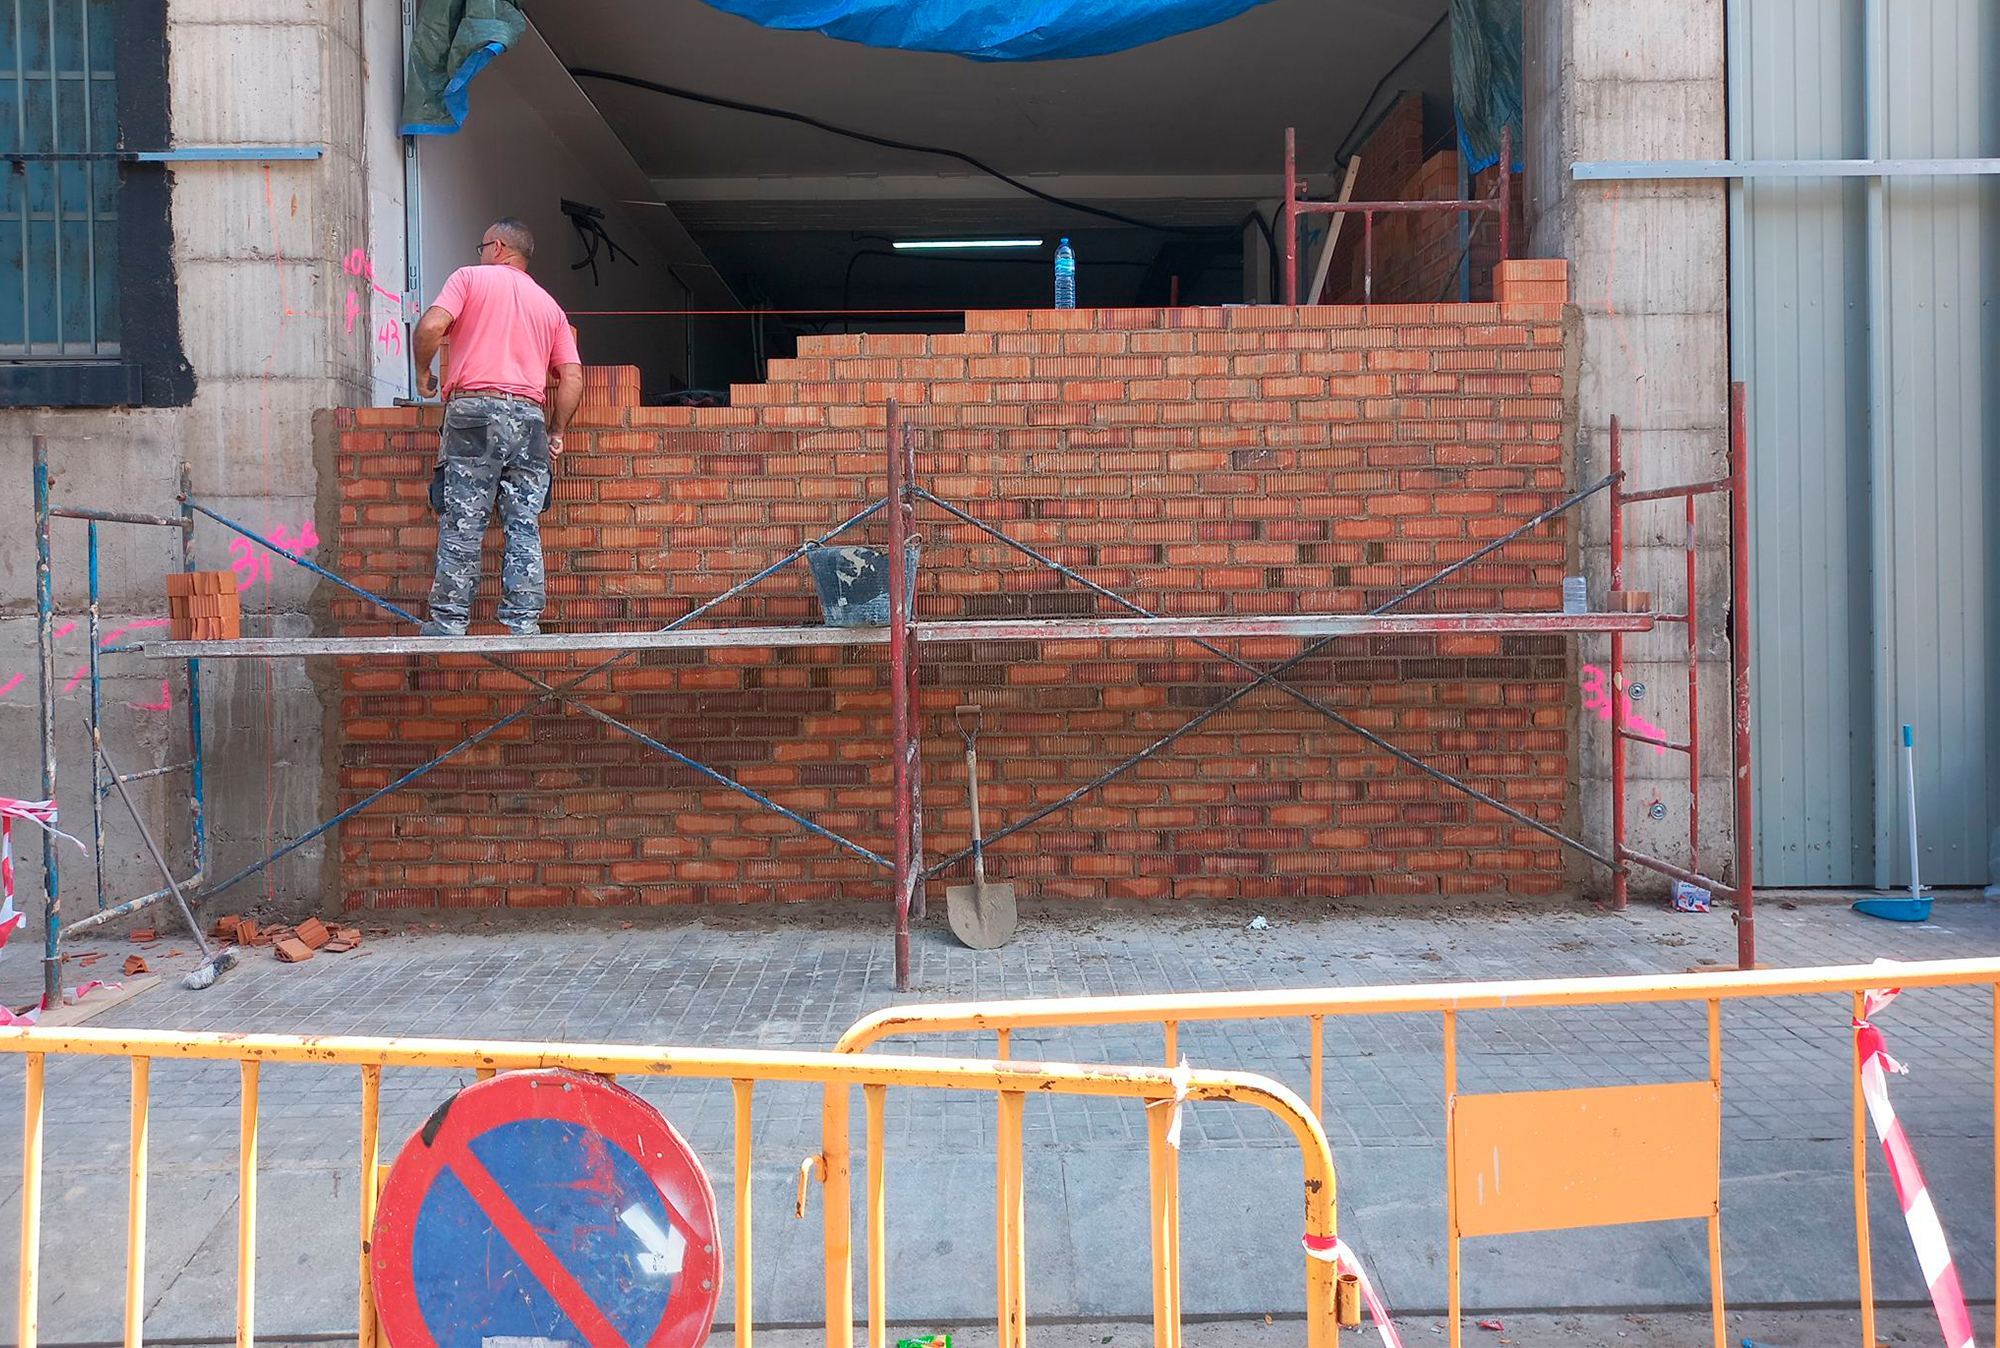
[839,955,2000,1348]
[0,1026,1337,1348]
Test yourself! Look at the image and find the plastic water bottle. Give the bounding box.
[1053,238,1076,309]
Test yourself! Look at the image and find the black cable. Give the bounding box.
[573,67,1226,237]
[572,71,1282,295]
[1329,9,1449,166]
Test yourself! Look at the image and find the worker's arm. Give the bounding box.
[412,305,455,398]
[547,363,584,458]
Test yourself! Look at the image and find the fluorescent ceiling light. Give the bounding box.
[892,238,1044,250]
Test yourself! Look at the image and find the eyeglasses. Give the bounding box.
[474,238,501,259]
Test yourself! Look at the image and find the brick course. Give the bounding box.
[329,295,1578,910]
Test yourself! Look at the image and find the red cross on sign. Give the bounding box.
[370,1068,722,1348]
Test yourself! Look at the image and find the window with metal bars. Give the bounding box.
[0,0,185,408]
[0,0,119,358]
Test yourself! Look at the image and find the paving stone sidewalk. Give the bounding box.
[1,893,1995,1342]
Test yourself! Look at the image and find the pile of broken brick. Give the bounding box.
[213,914,363,964]
[79,925,184,977]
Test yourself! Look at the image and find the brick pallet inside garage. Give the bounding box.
[326,299,1580,912]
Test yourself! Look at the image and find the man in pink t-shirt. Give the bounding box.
[410,218,584,636]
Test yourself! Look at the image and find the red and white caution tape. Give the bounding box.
[1147,1056,1193,1150]
[1853,980,1974,1348]
[1302,1233,1404,1348]
[0,797,86,936]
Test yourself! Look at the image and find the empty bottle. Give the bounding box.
[1053,238,1076,309]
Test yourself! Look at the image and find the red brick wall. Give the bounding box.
[329,290,1576,911]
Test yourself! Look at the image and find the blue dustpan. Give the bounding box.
[1853,895,1931,922]
[1854,725,1931,923]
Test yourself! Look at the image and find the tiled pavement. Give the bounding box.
[29,891,1993,1155]
[2,893,1997,1339]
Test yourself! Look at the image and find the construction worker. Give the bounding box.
[411,218,584,637]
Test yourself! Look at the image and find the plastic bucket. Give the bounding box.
[807,542,920,627]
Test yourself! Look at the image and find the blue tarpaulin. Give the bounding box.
[694,0,1285,61]
[1449,0,1522,173]
[402,0,528,135]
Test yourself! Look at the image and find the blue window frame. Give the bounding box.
[0,0,119,357]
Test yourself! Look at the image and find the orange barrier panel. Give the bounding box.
[0,1027,1338,1348]
[841,955,2000,1348]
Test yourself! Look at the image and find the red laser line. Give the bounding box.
[568,307,971,317]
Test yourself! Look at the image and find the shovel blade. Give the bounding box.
[946,881,1018,949]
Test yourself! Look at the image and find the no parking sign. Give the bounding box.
[371,1069,722,1348]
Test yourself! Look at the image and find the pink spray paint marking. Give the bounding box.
[1581,664,1670,757]
[230,520,320,592]
[343,248,413,353]
[129,676,174,708]
[3,618,183,712]
[60,618,174,693]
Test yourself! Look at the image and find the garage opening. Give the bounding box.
[406,0,1516,400]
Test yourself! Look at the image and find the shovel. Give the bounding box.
[946,705,1017,949]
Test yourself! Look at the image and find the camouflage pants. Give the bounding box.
[426,396,550,632]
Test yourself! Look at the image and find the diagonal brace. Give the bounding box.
[914,477,1621,875]
[185,499,892,901]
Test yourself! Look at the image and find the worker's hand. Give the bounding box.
[549,433,565,460]
[416,367,438,399]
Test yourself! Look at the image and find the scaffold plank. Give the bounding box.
[143,612,1653,660]
[145,625,883,657]
[925,613,1654,643]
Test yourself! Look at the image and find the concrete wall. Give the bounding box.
[0,0,402,961]
[411,24,742,398]
[1524,1,1733,896]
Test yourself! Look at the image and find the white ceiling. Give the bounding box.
[522,0,1452,308]
[533,0,1448,207]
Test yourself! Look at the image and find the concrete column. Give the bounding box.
[0,1,390,934]
[163,0,384,908]
[1524,1,1734,896]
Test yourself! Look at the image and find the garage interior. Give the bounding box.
[409,0,1475,398]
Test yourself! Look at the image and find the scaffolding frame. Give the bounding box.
[1280,124,1513,306]
[34,393,1753,994]
[1606,383,1757,956]
[30,439,208,1008]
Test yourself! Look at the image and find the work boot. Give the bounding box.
[504,621,542,637]
[418,620,466,637]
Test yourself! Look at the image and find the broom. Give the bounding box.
[87,719,236,989]
[1854,725,1933,923]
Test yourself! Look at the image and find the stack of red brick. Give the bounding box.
[166,571,241,641]
[326,280,1578,911]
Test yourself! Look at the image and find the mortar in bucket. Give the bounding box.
[807,540,920,627]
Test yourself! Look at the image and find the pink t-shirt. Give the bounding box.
[433,265,581,403]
